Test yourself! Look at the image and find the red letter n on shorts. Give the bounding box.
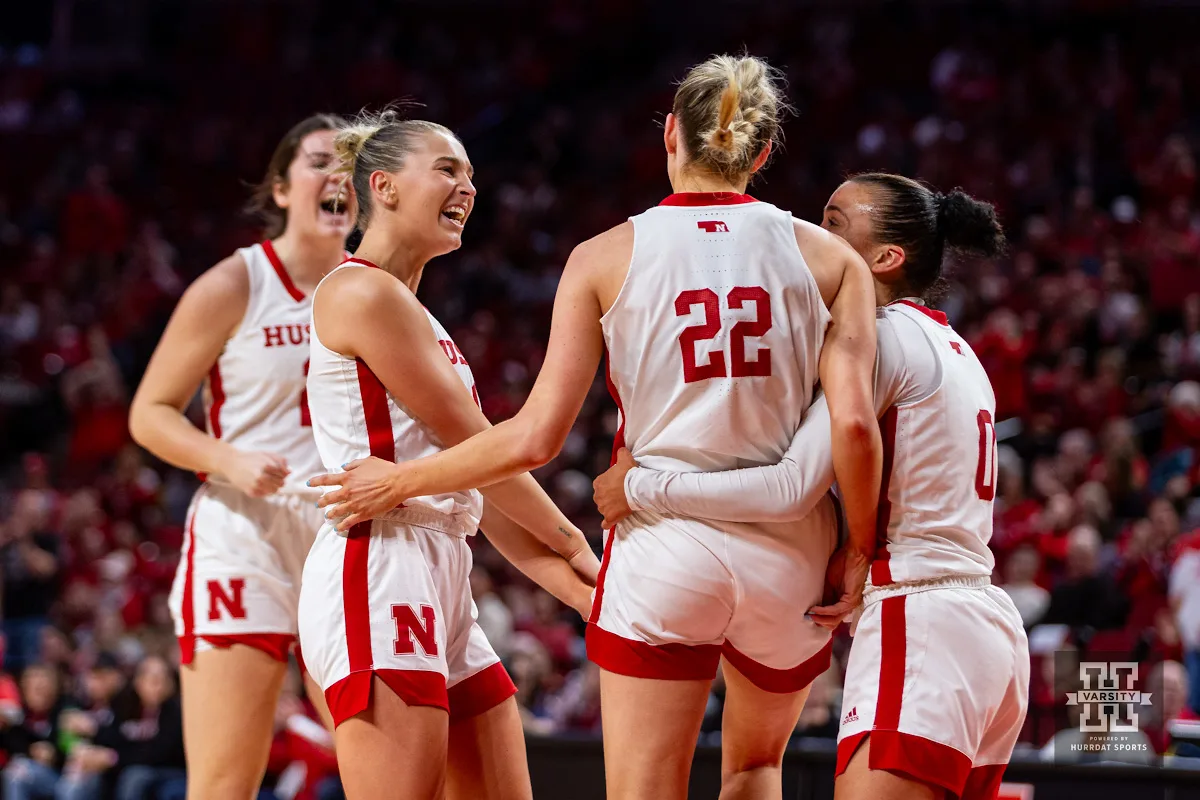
[207,578,247,621]
[392,604,438,657]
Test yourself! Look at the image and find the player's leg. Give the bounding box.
[181,644,287,799]
[835,736,940,800]
[304,671,336,730]
[587,522,732,799]
[446,695,531,800]
[334,676,449,800]
[598,671,711,800]
[716,659,812,800]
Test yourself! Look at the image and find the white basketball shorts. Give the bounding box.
[297,515,515,727]
[836,577,1030,799]
[586,498,839,692]
[168,483,322,666]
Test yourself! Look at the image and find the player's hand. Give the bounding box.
[808,546,870,630]
[223,450,290,497]
[310,457,407,533]
[592,447,638,529]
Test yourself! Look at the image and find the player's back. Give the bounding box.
[602,193,828,475]
[872,301,998,586]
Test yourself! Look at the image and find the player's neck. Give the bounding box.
[354,228,426,293]
[269,232,346,292]
[670,169,748,196]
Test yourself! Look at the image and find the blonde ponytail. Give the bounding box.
[673,54,788,183]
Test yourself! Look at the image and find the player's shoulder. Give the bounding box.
[180,250,251,310]
[572,220,635,261]
[791,217,859,264]
[564,220,635,284]
[319,260,411,309]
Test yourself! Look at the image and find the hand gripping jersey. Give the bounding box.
[202,240,325,491]
[304,258,483,533]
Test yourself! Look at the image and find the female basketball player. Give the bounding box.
[310,57,883,800]
[594,174,1031,800]
[297,111,599,800]
[128,115,354,798]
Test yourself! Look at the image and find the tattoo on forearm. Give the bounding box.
[558,526,573,539]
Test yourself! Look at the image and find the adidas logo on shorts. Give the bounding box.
[842,706,858,725]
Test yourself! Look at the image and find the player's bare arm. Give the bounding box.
[807,235,883,628]
[307,267,597,578]
[479,503,593,618]
[129,253,291,497]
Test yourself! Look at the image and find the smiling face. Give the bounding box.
[272,129,357,242]
[371,130,476,259]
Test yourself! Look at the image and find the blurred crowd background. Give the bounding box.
[0,0,1199,796]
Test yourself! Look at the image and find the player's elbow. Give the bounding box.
[512,422,564,472]
[127,399,151,449]
[829,408,877,449]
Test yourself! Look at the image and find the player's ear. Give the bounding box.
[664,113,679,156]
[271,176,290,210]
[871,244,907,280]
[750,140,772,174]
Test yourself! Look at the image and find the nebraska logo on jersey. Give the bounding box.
[263,323,310,348]
[697,220,729,233]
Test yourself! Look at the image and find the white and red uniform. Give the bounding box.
[625,300,1030,799]
[589,192,837,691]
[297,257,515,728]
[169,240,328,665]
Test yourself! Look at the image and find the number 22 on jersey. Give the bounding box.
[675,287,772,383]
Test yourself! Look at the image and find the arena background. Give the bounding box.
[1,0,1200,798]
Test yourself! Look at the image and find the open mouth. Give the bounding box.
[441,204,467,227]
[319,192,350,218]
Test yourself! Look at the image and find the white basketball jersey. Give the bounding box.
[306,259,483,532]
[202,241,324,493]
[603,193,829,473]
[871,301,998,586]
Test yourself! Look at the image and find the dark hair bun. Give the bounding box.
[937,189,1006,259]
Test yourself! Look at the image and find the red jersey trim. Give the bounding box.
[447,662,517,723]
[178,488,202,665]
[345,256,381,270]
[324,669,449,727]
[658,192,758,207]
[585,623,722,680]
[179,633,294,667]
[207,364,225,439]
[262,240,306,302]
[721,639,833,694]
[871,407,898,586]
[890,299,949,326]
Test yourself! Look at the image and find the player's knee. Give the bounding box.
[722,750,785,780]
[187,764,262,798]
